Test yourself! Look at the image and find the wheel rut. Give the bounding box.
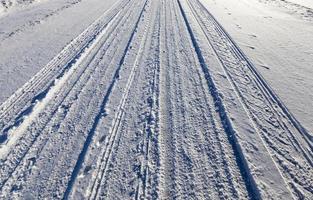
[0,0,311,199]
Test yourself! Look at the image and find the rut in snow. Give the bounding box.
[0,0,312,199]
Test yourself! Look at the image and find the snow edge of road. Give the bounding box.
[0,0,125,145]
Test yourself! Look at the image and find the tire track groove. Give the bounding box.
[180,0,313,198]
[0,0,129,140]
[69,0,150,198]
[177,0,259,198]
[0,1,136,194]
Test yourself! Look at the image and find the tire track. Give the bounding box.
[0,1,136,194]
[157,0,251,198]
[0,0,152,198]
[158,1,179,197]
[57,1,147,198]
[180,0,313,198]
[24,0,148,198]
[86,4,162,197]
[135,4,161,199]
[172,1,251,198]
[0,0,128,142]
[84,1,152,198]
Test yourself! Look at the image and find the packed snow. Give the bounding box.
[0,0,312,199]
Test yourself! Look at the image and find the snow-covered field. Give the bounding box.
[0,0,312,199]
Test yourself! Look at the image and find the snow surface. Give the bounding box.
[0,0,312,199]
[0,0,116,104]
[200,0,313,134]
[288,0,313,9]
[0,0,45,16]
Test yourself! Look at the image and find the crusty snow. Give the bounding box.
[0,0,312,199]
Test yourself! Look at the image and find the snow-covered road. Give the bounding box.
[0,0,117,104]
[0,0,312,199]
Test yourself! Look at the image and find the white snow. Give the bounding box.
[0,0,46,15]
[288,0,313,9]
[200,0,313,134]
[0,0,312,199]
[0,0,116,104]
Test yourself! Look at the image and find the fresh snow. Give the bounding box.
[0,0,312,199]
[200,0,313,135]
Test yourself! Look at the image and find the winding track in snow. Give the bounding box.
[0,0,312,199]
